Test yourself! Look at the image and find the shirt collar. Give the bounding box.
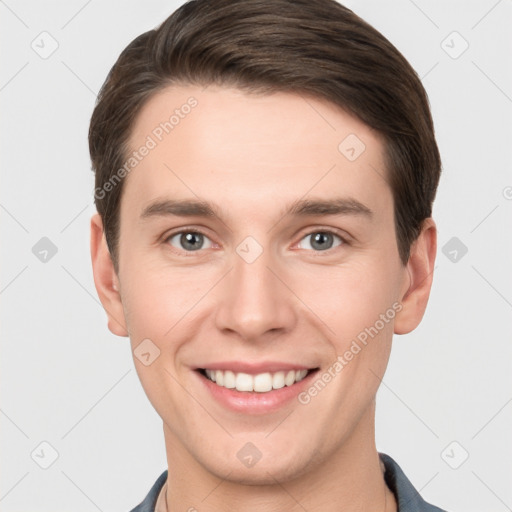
[379,452,446,511]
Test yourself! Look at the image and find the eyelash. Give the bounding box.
[163,227,349,256]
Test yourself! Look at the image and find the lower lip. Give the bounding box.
[195,370,318,414]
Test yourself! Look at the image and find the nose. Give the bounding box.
[214,242,297,343]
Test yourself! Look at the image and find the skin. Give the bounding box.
[91,85,436,512]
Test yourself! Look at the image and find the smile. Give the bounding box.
[201,368,310,393]
[194,364,320,414]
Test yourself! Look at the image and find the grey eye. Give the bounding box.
[298,232,343,251]
[168,232,213,251]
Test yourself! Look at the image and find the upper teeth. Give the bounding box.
[204,369,308,392]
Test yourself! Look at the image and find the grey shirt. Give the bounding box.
[129,452,447,511]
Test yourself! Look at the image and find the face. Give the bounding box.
[92,85,433,485]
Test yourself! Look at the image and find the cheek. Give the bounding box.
[292,260,401,341]
[120,261,210,337]
[118,266,205,422]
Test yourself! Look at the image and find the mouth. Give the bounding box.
[197,368,317,393]
[197,368,318,393]
[192,361,321,414]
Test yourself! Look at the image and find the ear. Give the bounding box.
[394,218,437,335]
[90,213,128,337]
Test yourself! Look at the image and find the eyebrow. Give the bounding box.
[140,197,373,222]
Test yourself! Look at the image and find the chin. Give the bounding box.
[202,449,314,486]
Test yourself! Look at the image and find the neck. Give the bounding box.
[161,402,397,512]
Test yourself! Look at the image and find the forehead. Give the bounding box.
[123,85,391,221]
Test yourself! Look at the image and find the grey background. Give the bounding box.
[1,0,511,510]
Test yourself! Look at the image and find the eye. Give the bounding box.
[166,231,214,252]
[297,231,344,252]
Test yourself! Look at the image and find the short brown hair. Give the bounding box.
[89,0,441,269]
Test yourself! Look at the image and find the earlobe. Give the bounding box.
[394,218,437,335]
[90,213,129,337]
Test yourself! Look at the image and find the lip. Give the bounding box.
[193,366,319,415]
[196,361,313,374]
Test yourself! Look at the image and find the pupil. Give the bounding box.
[182,232,203,251]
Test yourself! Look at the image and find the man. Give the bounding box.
[89,0,446,510]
